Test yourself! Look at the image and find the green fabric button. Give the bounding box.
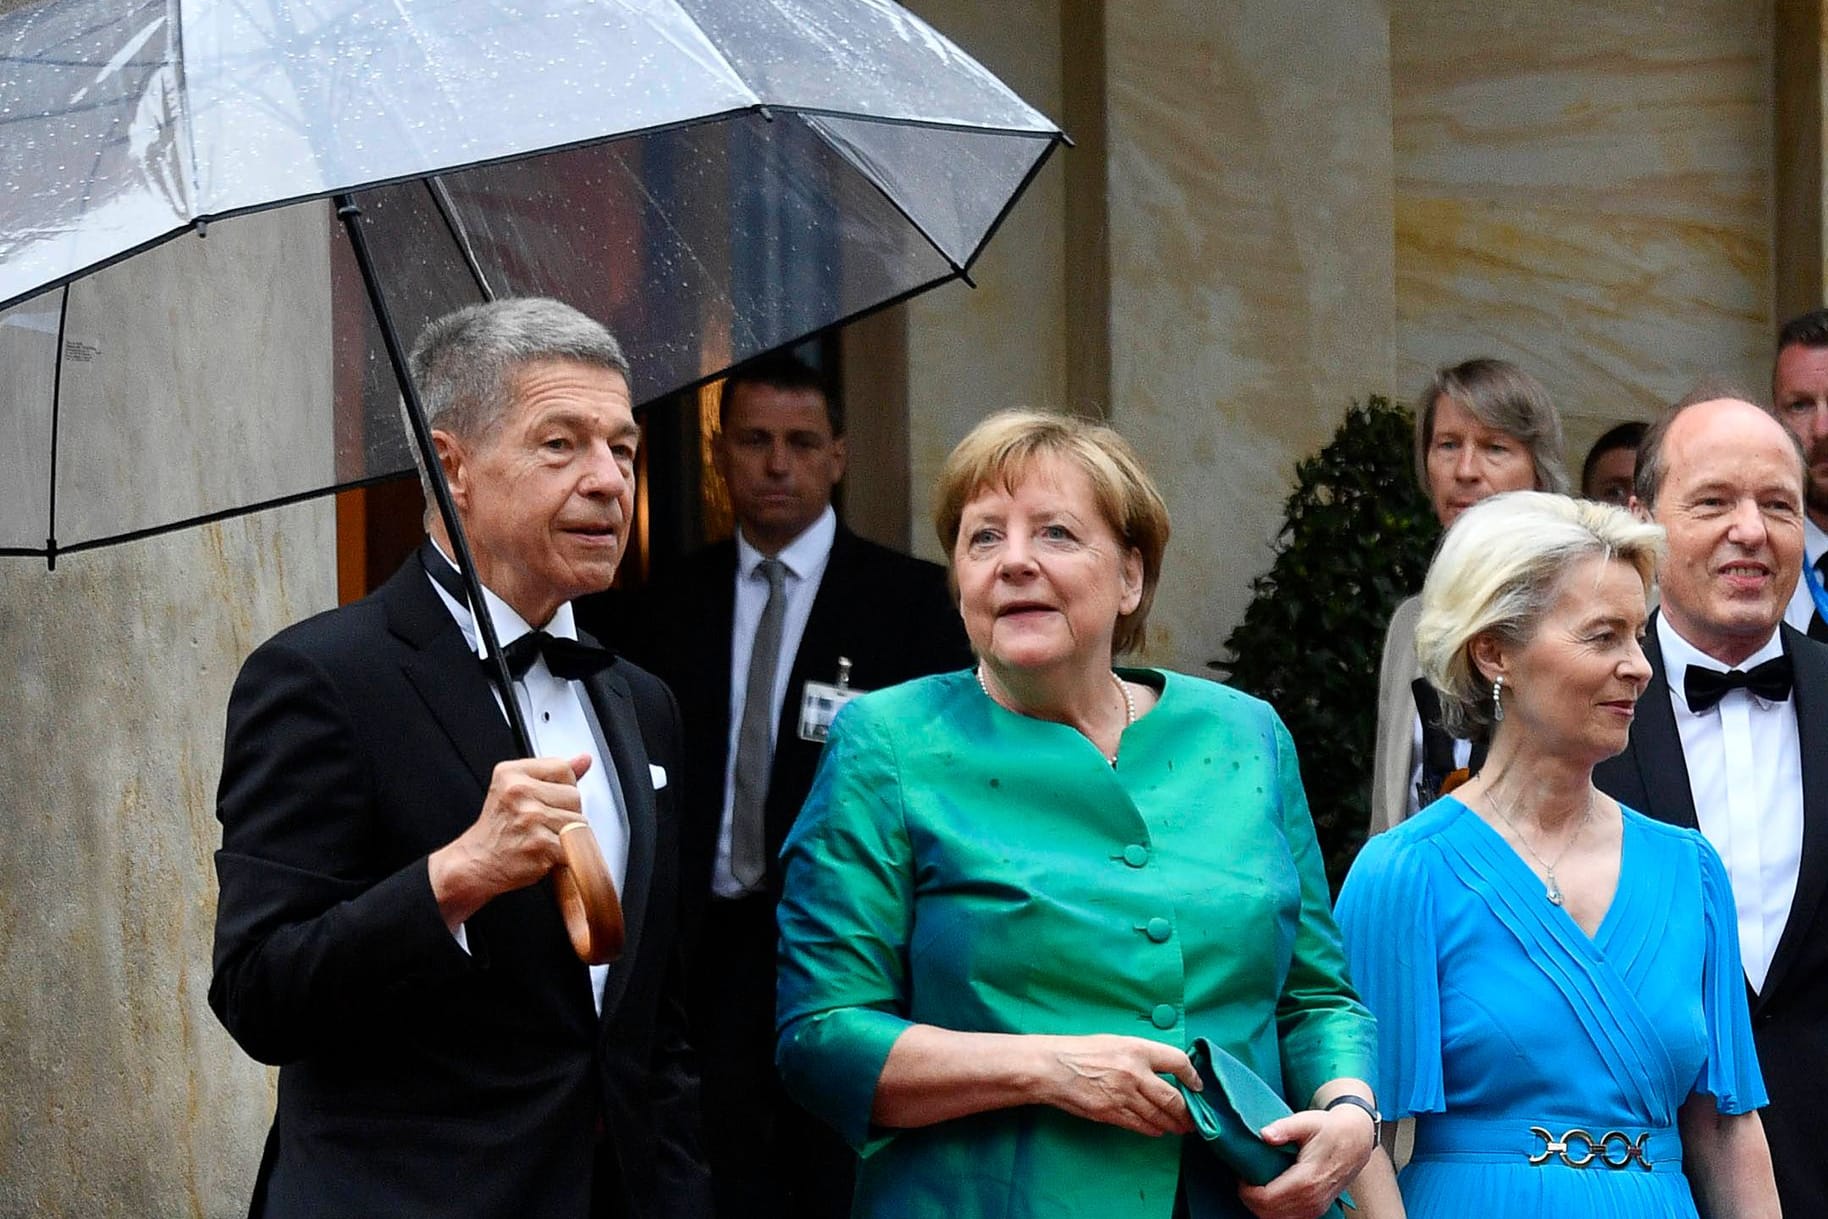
[1150,1003,1178,1029]
[1122,844,1150,867]
[1146,917,1173,943]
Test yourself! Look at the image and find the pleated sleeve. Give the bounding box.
[1334,830,1446,1118]
[1692,833,1768,1114]
[774,696,916,1153]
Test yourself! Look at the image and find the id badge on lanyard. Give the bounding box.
[798,657,864,743]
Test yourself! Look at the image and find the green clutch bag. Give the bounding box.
[1174,1037,1352,1215]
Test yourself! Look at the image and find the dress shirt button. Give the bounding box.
[1122,844,1150,868]
[1146,917,1173,943]
[1150,1003,1178,1030]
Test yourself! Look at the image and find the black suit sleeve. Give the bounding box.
[208,639,471,1065]
[629,674,713,1216]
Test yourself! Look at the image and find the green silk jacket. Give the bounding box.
[776,669,1376,1218]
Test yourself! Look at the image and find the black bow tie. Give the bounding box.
[1684,655,1793,713]
[495,630,615,682]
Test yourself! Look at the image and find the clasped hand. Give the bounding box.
[429,754,592,928]
[1239,1103,1376,1219]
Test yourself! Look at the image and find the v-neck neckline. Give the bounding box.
[1446,795,1631,948]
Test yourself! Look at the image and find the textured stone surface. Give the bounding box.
[0,206,334,1216]
[1106,0,1396,671]
[1393,0,1772,433]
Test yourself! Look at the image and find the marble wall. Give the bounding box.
[897,2,1781,669]
[1392,0,1774,463]
[1105,0,1397,671]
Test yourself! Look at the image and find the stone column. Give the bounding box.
[1106,0,1398,671]
[1775,0,1828,325]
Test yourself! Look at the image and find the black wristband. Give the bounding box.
[1323,1094,1382,1147]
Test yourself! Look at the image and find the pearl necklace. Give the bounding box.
[976,666,1136,765]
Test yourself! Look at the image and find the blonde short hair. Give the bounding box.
[933,410,1170,656]
[1416,491,1664,737]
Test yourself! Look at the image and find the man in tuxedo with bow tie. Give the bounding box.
[1593,391,1828,1218]
[1771,309,1828,640]
[209,298,708,1219]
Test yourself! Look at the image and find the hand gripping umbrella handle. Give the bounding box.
[556,823,626,964]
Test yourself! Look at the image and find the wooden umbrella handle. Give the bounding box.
[555,821,625,965]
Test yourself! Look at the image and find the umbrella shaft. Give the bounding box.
[334,195,534,758]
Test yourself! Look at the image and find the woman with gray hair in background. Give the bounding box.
[1371,359,1570,834]
[1337,492,1779,1218]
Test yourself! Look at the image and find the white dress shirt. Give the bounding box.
[427,545,629,1011]
[1658,614,1803,993]
[1783,514,1828,632]
[711,506,837,898]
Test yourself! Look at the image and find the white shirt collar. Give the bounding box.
[1658,612,1787,715]
[734,505,837,582]
[425,540,578,655]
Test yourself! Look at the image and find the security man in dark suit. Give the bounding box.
[595,351,971,1219]
[209,298,708,1219]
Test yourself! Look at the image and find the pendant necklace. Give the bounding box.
[1489,789,1593,906]
[976,666,1136,765]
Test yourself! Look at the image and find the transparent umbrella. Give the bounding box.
[0,0,1062,959]
[0,0,1062,563]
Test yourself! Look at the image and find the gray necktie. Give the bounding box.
[730,558,788,890]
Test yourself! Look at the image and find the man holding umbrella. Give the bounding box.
[208,298,709,1219]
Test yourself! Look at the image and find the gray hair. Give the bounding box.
[1413,358,1570,495]
[402,297,631,494]
[1416,491,1664,738]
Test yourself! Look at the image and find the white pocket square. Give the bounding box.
[649,763,668,790]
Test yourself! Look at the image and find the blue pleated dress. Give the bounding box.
[1336,797,1766,1218]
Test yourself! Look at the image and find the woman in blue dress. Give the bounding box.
[1337,492,1780,1217]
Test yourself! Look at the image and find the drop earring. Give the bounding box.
[1492,675,1506,723]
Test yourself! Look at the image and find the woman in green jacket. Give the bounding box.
[776,410,1399,1218]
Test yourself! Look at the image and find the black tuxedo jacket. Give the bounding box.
[1592,616,1828,1217]
[596,526,971,908]
[209,555,709,1219]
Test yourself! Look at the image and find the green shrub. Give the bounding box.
[1213,397,1438,891]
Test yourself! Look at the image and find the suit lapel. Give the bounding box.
[1629,617,1699,828]
[582,661,655,1023]
[385,559,519,801]
[1759,628,1828,1004]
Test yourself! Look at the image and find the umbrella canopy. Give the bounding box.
[0,0,1062,559]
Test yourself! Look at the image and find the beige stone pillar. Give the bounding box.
[1106,1,1398,671]
[1775,0,1828,327]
